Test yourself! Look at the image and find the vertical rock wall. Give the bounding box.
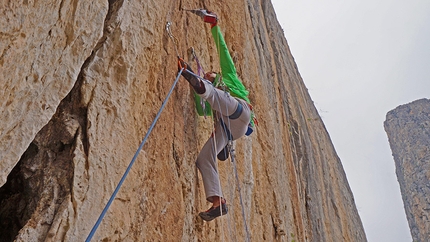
[0,0,366,241]
[384,98,430,242]
[0,0,108,187]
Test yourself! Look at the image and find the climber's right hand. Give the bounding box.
[203,10,217,26]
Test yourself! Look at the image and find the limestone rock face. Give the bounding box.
[0,0,108,187]
[0,0,366,241]
[384,98,430,242]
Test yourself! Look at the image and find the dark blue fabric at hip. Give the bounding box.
[220,118,233,141]
[229,102,243,119]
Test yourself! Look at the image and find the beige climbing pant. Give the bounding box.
[196,81,251,202]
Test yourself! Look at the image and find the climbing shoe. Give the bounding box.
[199,203,228,221]
[178,60,205,94]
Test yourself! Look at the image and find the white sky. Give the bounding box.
[272,0,430,241]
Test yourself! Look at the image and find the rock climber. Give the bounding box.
[178,10,255,221]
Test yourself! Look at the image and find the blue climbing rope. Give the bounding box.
[231,152,251,242]
[214,90,251,242]
[85,68,184,241]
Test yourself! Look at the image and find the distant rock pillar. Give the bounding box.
[384,98,430,242]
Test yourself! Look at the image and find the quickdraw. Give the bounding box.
[166,21,180,58]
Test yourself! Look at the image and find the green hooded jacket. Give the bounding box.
[211,25,250,103]
[194,25,250,116]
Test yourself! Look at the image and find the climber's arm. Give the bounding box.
[211,25,237,77]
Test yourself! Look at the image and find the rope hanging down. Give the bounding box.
[85,68,184,241]
[230,148,251,242]
[213,89,251,242]
[204,20,251,240]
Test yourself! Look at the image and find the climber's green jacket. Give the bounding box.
[211,25,250,103]
[194,25,250,116]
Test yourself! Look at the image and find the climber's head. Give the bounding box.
[204,72,217,83]
[205,71,222,87]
